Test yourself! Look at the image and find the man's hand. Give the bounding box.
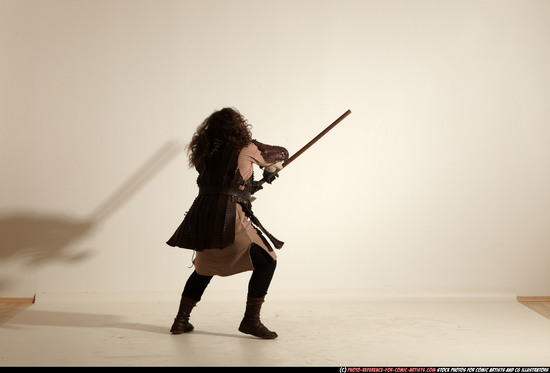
[251,181,264,194]
[262,169,279,184]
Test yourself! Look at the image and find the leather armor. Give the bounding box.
[167,140,288,251]
[252,140,289,163]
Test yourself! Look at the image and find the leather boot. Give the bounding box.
[238,296,278,339]
[170,295,198,334]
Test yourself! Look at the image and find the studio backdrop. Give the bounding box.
[1,0,549,298]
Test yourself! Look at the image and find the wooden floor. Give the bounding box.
[518,299,550,321]
[0,299,33,326]
[1,298,549,326]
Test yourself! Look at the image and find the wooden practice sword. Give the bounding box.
[258,109,352,186]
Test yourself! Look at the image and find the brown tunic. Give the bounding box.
[175,142,284,277]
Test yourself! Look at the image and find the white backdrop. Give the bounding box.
[1,0,549,298]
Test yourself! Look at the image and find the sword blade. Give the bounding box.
[259,109,352,185]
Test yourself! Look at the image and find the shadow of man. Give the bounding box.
[0,213,93,266]
[0,140,184,273]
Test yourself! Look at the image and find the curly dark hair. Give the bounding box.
[187,107,253,168]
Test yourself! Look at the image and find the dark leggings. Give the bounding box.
[182,243,277,301]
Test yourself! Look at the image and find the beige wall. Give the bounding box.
[1,0,549,297]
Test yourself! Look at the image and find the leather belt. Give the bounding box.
[199,186,252,202]
[198,185,283,249]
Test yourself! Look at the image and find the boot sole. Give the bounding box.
[238,326,278,339]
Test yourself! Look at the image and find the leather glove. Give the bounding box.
[262,169,279,184]
[250,181,263,195]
